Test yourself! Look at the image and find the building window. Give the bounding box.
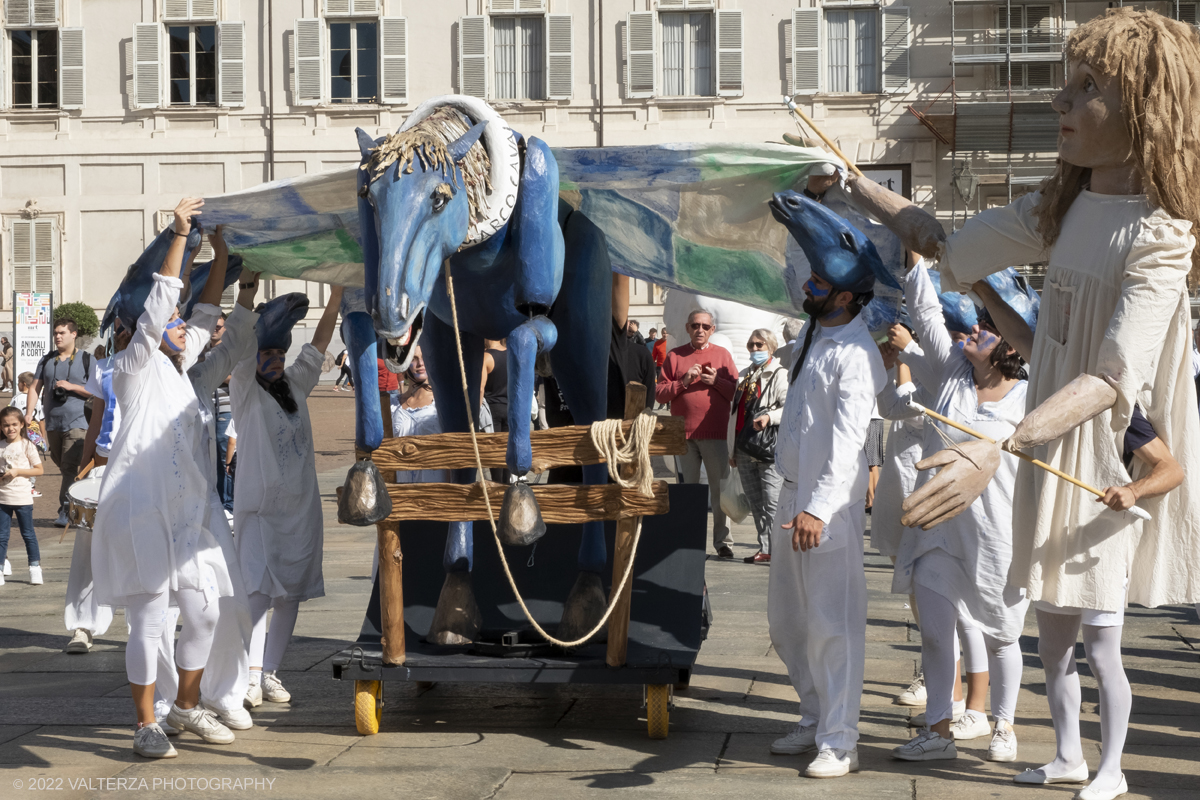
[661,12,712,97]
[492,16,542,100]
[994,5,1057,90]
[826,10,878,93]
[10,29,57,109]
[330,21,378,103]
[168,25,217,105]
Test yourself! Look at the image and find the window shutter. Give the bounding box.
[518,0,546,10]
[658,0,685,7]
[881,6,910,93]
[58,27,84,109]
[351,0,378,15]
[380,16,408,105]
[133,23,162,109]
[218,21,245,107]
[31,0,56,26]
[33,220,54,294]
[625,11,655,99]
[294,18,325,106]
[715,9,743,97]
[0,24,7,111]
[191,0,218,21]
[10,221,32,294]
[458,15,488,99]
[792,8,820,96]
[163,0,190,22]
[545,14,572,100]
[490,0,516,11]
[324,0,351,16]
[4,0,31,27]
[1179,3,1198,25]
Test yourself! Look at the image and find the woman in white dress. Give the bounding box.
[92,198,236,758]
[233,286,342,708]
[890,259,1029,766]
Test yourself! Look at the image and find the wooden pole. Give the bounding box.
[606,382,647,668]
[376,388,404,665]
[788,103,865,178]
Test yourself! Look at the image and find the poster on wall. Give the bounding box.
[14,292,53,378]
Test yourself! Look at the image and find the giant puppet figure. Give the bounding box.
[848,10,1200,797]
[341,97,612,646]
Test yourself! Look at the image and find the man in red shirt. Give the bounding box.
[656,310,738,557]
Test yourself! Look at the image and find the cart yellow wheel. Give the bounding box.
[646,684,670,739]
[354,680,383,735]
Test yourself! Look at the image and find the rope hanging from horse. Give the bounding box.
[590,414,657,498]
[441,259,650,649]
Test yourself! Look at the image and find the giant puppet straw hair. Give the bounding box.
[1033,9,1200,282]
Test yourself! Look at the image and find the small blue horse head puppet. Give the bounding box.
[252,293,309,412]
[102,222,204,335]
[769,189,901,332]
[341,96,613,646]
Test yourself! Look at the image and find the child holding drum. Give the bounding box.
[0,405,44,586]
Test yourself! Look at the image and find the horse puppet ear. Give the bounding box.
[355,128,377,161]
[448,120,489,164]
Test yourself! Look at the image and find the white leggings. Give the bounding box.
[957,619,989,674]
[915,584,1022,725]
[125,589,218,686]
[248,592,301,673]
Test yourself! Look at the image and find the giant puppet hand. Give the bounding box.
[844,173,947,260]
[1002,373,1117,454]
[901,439,1001,530]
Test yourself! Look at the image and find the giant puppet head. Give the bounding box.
[1036,9,1200,280]
[102,223,203,334]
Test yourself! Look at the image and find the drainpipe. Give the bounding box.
[266,0,276,181]
[598,0,605,147]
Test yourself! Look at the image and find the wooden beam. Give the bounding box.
[607,383,647,668]
[376,520,405,666]
[382,480,669,523]
[358,416,685,472]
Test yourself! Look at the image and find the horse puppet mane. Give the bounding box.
[361,106,494,245]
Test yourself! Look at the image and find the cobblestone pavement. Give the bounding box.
[2,387,1198,798]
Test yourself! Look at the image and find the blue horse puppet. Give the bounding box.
[343,97,612,646]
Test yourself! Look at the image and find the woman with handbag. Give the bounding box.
[728,329,788,564]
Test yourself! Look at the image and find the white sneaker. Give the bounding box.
[0,572,5,586]
[133,723,177,758]
[65,628,93,654]
[3,559,11,575]
[987,720,1018,762]
[892,729,957,761]
[203,700,253,730]
[950,710,990,740]
[165,703,235,744]
[244,680,263,708]
[895,673,927,706]
[805,747,859,778]
[261,672,291,703]
[28,565,42,585]
[770,722,818,755]
[53,510,70,528]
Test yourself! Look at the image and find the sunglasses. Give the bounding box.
[688,323,714,331]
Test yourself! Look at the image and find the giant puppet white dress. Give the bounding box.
[92,274,233,607]
[872,363,930,558]
[937,191,1200,611]
[891,263,1030,644]
[231,344,326,602]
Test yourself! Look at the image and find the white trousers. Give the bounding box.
[63,528,114,635]
[200,496,252,713]
[767,505,867,751]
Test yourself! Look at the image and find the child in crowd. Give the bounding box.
[0,405,45,586]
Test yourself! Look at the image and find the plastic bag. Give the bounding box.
[720,469,751,523]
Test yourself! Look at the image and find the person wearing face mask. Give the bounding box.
[727,329,787,564]
[888,255,1029,766]
[231,285,343,711]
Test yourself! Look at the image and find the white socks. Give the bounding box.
[248,671,262,687]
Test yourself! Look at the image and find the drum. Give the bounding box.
[66,466,105,530]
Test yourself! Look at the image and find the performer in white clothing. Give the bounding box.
[890,259,1029,764]
[233,285,343,708]
[92,198,237,759]
[765,193,887,779]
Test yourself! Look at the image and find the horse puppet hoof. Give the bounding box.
[338,460,393,526]
[497,481,546,547]
[428,572,482,646]
[557,571,608,645]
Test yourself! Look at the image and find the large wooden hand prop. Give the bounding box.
[901,439,1001,530]
[845,173,947,260]
[1003,374,1117,453]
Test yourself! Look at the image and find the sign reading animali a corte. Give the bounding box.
[14,291,53,377]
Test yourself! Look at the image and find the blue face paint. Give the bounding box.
[257,350,285,381]
[161,318,184,352]
[804,278,830,299]
[975,330,998,349]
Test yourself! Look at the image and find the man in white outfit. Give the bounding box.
[766,191,887,779]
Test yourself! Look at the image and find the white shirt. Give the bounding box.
[188,303,257,495]
[390,398,448,484]
[776,313,887,546]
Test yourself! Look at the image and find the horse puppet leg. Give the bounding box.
[497,315,557,547]
[550,202,614,643]
[421,311,486,646]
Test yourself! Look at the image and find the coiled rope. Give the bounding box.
[441,260,651,648]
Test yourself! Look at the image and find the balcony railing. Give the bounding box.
[952,26,1064,64]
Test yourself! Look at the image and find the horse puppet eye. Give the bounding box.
[839,231,858,252]
[431,184,454,213]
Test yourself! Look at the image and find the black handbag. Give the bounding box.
[734,376,779,463]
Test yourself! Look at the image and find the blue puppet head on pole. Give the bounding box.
[975,267,1040,333]
[254,292,310,353]
[927,270,979,335]
[181,254,244,320]
[102,221,203,334]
